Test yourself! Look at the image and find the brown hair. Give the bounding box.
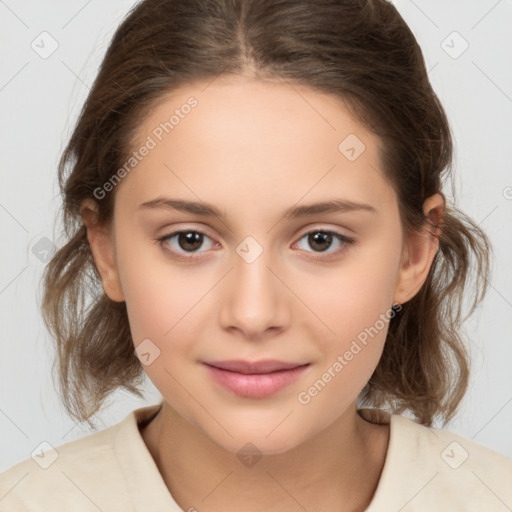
[42,0,490,428]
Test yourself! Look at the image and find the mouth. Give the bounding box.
[202,360,311,398]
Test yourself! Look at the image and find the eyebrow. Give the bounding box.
[138,197,377,220]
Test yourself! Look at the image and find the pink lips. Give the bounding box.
[202,359,310,398]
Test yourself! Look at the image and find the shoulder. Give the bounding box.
[396,413,512,477]
[0,414,130,511]
[365,410,512,511]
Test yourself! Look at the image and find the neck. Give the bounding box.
[140,401,389,512]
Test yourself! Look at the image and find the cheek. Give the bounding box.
[297,233,401,395]
[295,280,397,422]
[115,234,203,345]
[308,235,401,346]
[119,256,213,407]
[121,263,210,346]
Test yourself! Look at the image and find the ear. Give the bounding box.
[393,192,444,305]
[80,198,125,302]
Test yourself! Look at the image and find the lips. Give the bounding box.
[202,359,307,374]
[202,359,311,398]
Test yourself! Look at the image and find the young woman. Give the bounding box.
[1,0,511,510]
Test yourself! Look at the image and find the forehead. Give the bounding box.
[117,76,394,216]
[135,74,378,157]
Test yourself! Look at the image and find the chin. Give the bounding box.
[203,421,310,457]
[221,436,301,457]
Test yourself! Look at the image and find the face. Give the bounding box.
[91,75,416,455]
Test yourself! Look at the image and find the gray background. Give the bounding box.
[1,0,511,472]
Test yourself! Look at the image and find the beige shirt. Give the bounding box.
[1,403,511,511]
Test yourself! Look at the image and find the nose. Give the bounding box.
[218,242,289,341]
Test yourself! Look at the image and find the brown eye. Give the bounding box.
[176,231,204,252]
[158,230,218,261]
[294,230,355,259]
[307,232,333,252]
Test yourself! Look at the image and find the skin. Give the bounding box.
[81,75,443,512]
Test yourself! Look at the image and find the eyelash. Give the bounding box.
[156,228,355,262]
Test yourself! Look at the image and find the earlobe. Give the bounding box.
[80,198,125,302]
[393,193,444,304]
